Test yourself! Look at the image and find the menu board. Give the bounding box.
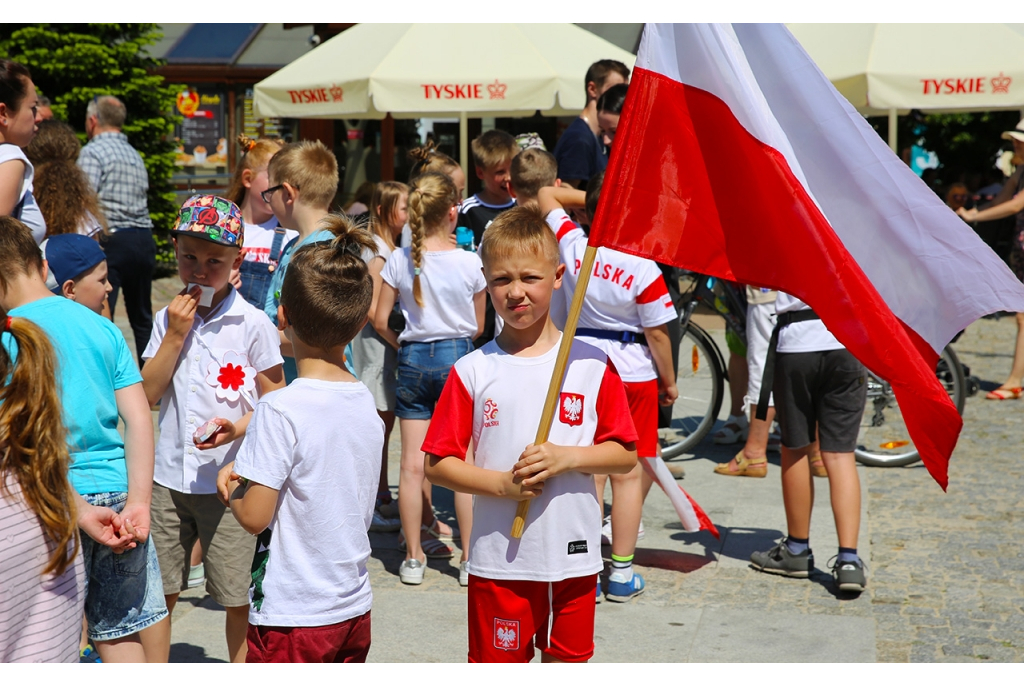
[243,89,288,140]
[175,88,227,169]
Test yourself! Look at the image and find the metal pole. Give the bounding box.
[888,108,898,154]
[459,111,469,198]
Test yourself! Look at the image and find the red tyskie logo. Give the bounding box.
[559,393,584,426]
[494,618,519,651]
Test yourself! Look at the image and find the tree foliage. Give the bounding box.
[0,24,181,272]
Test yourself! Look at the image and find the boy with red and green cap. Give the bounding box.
[142,195,285,662]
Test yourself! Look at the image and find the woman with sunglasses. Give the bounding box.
[0,59,46,243]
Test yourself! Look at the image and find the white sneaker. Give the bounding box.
[187,562,205,588]
[600,516,645,546]
[459,561,469,587]
[399,558,425,585]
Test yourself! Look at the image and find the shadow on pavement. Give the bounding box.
[169,642,225,663]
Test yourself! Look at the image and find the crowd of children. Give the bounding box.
[2,61,871,663]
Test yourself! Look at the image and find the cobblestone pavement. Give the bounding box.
[126,279,1024,662]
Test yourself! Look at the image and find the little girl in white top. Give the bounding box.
[374,171,486,586]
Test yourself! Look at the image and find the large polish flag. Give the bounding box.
[589,24,1024,489]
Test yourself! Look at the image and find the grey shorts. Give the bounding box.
[350,323,397,413]
[151,483,255,607]
[773,348,867,453]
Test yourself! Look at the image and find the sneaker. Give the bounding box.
[829,556,867,593]
[399,558,426,585]
[370,510,401,533]
[459,561,469,587]
[187,562,205,588]
[606,571,645,602]
[750,541,813,578]
[600,516,645,546]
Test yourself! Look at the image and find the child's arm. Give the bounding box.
[366,256,387,324]
[512,439,636,486]
[425,455,544,501]
[116,383,156,542]
[141,290,200,407]
[196,366,285,451]
[538,186,587,216]
[473,288,487,340]
[644,323,679,406]
[226,479,279,535]
[372,282,401,350]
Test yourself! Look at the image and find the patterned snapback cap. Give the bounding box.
[173,195,244,248]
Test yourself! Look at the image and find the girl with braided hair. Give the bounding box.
[374,171,485,586]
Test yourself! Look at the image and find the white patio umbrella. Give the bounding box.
[253,23,636,174]
[788,24,1024,150]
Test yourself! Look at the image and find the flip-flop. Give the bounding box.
[985,387,1022,400]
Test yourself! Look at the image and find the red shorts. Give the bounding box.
[245,611,371,663]
[624,379,659,457]
[467,575,596,663]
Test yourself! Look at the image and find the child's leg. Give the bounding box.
[377,410,396,499]
[780,444,815,539]
[225,606,249,663]
[399,418,431,562]
[608,464,643,561]
[821,451,860,548]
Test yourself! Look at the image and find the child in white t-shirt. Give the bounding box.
[374,171,487,585]
[423,207,637,662]
[538,176,678,602]
[221,216,384,662]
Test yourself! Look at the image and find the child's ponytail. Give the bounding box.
[0,315,78,577]
[280,214,377,351]
[225,135,284,206]
[407,172,459,308]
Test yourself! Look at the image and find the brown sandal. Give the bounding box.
[713,451,767,478]
[810,456,828,478]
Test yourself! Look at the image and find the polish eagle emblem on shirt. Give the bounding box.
[559,392,584,427]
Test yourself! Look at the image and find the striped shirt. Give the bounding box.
[0,475,84,663]
[77,131,153,230]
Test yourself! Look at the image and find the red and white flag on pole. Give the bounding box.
[589,24,1024,489]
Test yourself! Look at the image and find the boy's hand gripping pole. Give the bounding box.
[511,245,599,539]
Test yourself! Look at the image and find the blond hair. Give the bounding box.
[281,214,376,351]
[0,217,78,577]
[226,135,284,206]
[267,140,339,210]
[408,141,460,180]
[479,206,559,270]
[368,181,409,251]
[471,129,518,171]
[510,148,558,202]
[408,172,459,307]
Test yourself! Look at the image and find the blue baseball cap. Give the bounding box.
[43,234,107,294]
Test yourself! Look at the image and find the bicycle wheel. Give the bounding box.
[854,344,966,467]
[660,322,725,458]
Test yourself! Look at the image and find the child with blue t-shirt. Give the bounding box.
[0,217,167,663]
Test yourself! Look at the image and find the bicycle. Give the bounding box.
[659,273,968,466]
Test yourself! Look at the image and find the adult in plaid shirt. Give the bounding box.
[79,96,154,362]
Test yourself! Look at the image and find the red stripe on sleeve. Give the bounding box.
[421,367,473,461]
[636,275,670,304]
[556,220,577,242]
[594,360,639,446]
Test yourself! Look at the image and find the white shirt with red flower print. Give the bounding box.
[144,287,284,494]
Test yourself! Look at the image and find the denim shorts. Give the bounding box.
[395,338,473,420]
[81,492,169,642]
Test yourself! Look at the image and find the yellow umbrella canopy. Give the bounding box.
[788,23,1024,114]
[253,23,637,120]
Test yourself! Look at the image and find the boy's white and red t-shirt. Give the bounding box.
[422,336,637,582]
[546,208,677,382]
[241,218,298,264]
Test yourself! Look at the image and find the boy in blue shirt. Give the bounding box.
[0,216,167,662]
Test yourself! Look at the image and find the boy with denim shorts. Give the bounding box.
[143,196,285,662]
[0,217,167,663]
[423,207,638,662]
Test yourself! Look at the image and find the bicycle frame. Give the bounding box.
[678,273,748,341]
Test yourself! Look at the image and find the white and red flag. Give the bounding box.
[589,24,1024,489]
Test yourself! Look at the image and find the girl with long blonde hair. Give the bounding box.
[372,171,485,586]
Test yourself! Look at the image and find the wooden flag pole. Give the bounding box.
[511,244,599,538]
